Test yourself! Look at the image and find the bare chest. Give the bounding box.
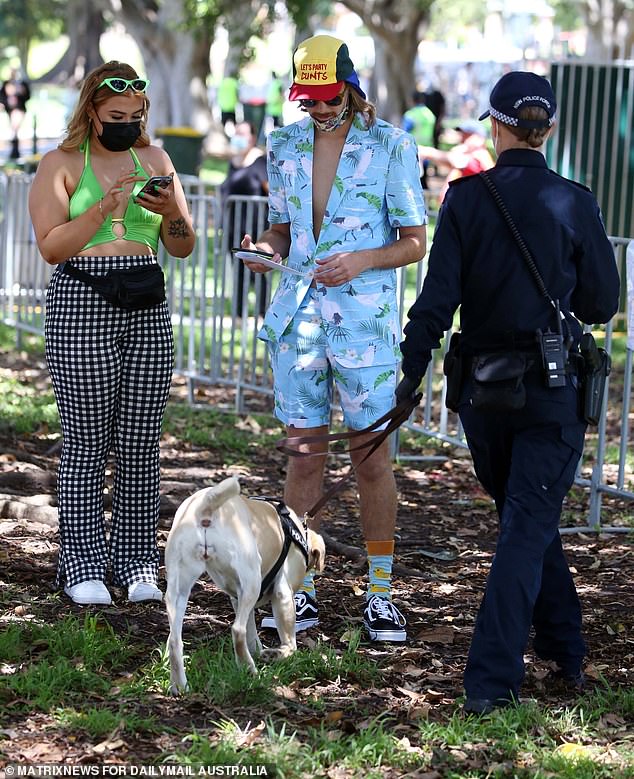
[311,132,347,240]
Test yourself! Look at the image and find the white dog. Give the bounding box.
[165,476,325,693]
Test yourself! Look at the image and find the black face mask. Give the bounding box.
[97,120,142,152]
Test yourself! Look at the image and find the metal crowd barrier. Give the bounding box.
[1,170,632,530]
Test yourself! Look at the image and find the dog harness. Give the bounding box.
[253,498,309,602]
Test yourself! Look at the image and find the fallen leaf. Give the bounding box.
[20,743,64,762]
[395,685,427,701]
[92,738,124,754]
[417,626,455,644]
[234,720,265,748]
[556,742,593,759]
[407,702,432,721]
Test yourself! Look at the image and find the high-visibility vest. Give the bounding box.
[403,104,436,146]
[266,78,284,117]
[218,77,239,112]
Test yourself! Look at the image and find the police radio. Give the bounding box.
[537,300,568,388]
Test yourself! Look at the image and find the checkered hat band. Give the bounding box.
[490,107,518,126]
[490,106,555,128]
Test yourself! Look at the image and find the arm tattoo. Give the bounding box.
[167,217,190,239]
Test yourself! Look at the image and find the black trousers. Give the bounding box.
[45,255,174,589]
[458,373,587,702]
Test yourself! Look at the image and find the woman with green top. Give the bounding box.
[28,61,195,606]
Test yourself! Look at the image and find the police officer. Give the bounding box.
[396,71,620,714]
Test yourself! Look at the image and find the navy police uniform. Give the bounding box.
[400,147,620,706]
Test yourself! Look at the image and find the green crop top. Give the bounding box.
[69,142,162,253]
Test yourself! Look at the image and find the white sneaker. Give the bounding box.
[363,595,407,642]
[128,581,163,603]
[64,580,112,606]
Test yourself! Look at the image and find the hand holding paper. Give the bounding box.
[232,248,311,278]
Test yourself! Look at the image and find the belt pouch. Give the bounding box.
[64,263,165,310]
[471,352,527,411]
[579,334,611,425]
[442,332,463,412]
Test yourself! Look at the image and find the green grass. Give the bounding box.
[199,155,231,187]
[159,629,378,707]
[162,404,282,462]
[0,365,59,435]
[0,323,45,353]
[54,706,160,739]
[416,689,634,778]
[1,614,137,711]
[161,691,634,777]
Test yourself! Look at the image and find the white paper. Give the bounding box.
[233,251,311,278]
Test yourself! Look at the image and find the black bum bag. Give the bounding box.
[63,262,166,310]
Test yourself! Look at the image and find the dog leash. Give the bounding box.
[276,394,422,520]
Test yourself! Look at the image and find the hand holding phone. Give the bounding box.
[231,247,275,260]
[138,174,173,197]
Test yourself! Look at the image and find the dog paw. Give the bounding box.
[259,648,283,663]
[168,682,190,696]
[260,647,294,663]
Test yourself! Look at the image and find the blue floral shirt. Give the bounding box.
[259,113,427,368]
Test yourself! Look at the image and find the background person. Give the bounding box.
[418,120,495,201]
[0,67,31,159]
[28,61,195,607]
[220,120,269,315]
[241,34,427,643]
[396,71,620,713]
[218,73,240,133]
[265,71,285,129]
[402,90,436,189]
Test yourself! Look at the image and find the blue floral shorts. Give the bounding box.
[267,288,398,429]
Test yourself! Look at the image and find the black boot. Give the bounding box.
[10,137,20,159]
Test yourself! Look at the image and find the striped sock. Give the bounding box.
[366,540,394,601]
[298,571,316,599]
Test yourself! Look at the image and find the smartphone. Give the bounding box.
[231,247,275,259]
[138,174,173,196]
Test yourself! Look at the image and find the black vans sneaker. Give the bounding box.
[260,592,319,632]
[363,595,407,642]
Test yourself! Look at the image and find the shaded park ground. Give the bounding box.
[0,337,633,776]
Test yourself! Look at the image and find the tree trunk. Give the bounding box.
[372,36,421,126]
[117,0,196,131]
[339,0,432,122]
[584,0,634,60]
[36,0,105,84]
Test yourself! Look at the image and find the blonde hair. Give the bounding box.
[506,106,552,148]
[348,86,377,128]
[60,61,151,151]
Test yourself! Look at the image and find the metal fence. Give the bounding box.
[1,170,632,531]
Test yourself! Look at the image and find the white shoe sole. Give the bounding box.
[260,616,319,632]
[364,624,407,642]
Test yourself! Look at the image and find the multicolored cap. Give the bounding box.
[288,34,366,101]
[479,71,557,129]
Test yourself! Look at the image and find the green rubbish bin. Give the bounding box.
[242,101,266,140]
[155,127,206,176]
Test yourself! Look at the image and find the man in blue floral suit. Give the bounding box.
[241,34,427,642]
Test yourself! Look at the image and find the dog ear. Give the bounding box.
[308,531,326,574]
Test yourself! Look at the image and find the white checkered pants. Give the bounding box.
[45,255,174,589]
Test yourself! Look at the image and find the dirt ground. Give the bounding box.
[1,347,633,766]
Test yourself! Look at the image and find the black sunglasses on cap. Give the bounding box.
[98,77,150,93]
[299,92,346,109]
